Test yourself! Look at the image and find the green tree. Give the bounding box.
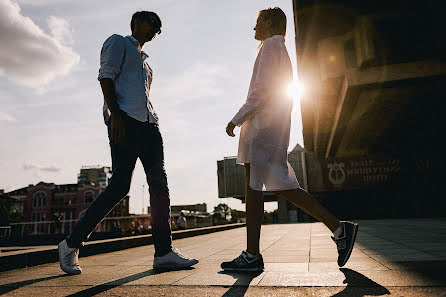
[213,203,231,221]
[0,196,24,226]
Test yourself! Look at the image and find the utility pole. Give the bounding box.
[142,184,145,214]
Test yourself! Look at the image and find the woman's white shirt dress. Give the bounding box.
[231,35,300,192]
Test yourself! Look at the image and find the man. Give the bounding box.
[177,212,186,230]
[58,11,198,275]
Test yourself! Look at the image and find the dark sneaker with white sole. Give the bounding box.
[221,250,264,272]
[332,221,358,267]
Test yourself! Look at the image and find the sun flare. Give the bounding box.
[287,79,304,103]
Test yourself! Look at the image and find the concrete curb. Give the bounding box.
[0,223,245,272]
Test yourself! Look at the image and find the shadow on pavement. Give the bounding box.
[331,268,390,297]
[65,267,194,297]
[0,274,69,295]
[353,219,446,280]
[218,270,263,297]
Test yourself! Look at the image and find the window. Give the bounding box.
[32,192,47,208]
[32,212,44,222]
[84,191,94,203]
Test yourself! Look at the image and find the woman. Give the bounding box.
[221,7,358,272]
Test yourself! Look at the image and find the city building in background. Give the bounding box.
[6,181,129,235]
[77,166,112,187]
[4,167,128,237]
[218,145,307,223]
[218,0,446,221]
[149,203,212,230]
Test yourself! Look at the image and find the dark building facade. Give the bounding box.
[9,182,128,219]
[7,181,129,234]
[77,166,111,188]
[292,0,446,219]
[218,146,310,223]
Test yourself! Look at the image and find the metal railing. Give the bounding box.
[2,211,241,242]
[5,214,221,238]
[0,226,11,239]
[8,215,151,237]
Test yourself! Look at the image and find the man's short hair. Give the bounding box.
[131,11,162,33]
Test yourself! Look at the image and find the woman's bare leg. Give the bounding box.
[245,163,264,255]
[273,188,340,233]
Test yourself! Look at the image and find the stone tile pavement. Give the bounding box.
[1,218,446,296]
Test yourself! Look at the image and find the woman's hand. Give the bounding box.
[226,121,236,137]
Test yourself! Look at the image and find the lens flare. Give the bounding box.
[287,80,304,102]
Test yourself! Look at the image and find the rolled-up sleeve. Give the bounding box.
[231,39,280,126]
[97,34,126,81]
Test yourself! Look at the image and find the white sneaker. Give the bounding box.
[153,248,198,269]
[58,239,82,275]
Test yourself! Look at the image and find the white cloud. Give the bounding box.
[0,0,80,91]
[48,15,73,45]
[22,163,61,172]
[0,111,17,122]
[40,165,61,172]
[22,163,38,170]
[17,0,72,6]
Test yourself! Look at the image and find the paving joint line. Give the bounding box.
[354,243,389,269]
[255,270,268,285]
[170,268,201,286]
[308,224,312,272]
[359,230,431,264]
[259,230,290,254]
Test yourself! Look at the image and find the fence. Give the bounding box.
[8,215,151,238]
[0,227,11,239]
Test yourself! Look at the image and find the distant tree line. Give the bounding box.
[0,196,23,226]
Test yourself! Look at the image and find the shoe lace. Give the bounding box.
[62,249,79,267]
[172,248,188,260]
[65,248,80,266]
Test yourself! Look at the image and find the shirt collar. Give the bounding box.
[126,35,149,60]
[141,50,149,60]
[266,35,285,43]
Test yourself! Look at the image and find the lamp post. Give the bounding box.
[142,184,145,214]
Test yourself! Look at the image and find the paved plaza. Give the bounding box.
[1,219,446,296]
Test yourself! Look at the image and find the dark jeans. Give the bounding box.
[66,114,172,257]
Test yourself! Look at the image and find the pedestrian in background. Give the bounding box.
[177,212,186,230]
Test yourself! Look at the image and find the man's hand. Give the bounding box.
[111,112,126,143]
[226,121,236,137]
[100,78,125,143]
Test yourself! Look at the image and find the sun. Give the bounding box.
[287,79,304,103]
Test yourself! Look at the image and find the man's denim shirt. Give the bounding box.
[98,34,158,124]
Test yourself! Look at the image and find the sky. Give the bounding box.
[0,0,304,214]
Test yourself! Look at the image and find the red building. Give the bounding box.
[7,182,129,234]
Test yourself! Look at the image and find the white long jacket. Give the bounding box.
[231,35,300,191]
